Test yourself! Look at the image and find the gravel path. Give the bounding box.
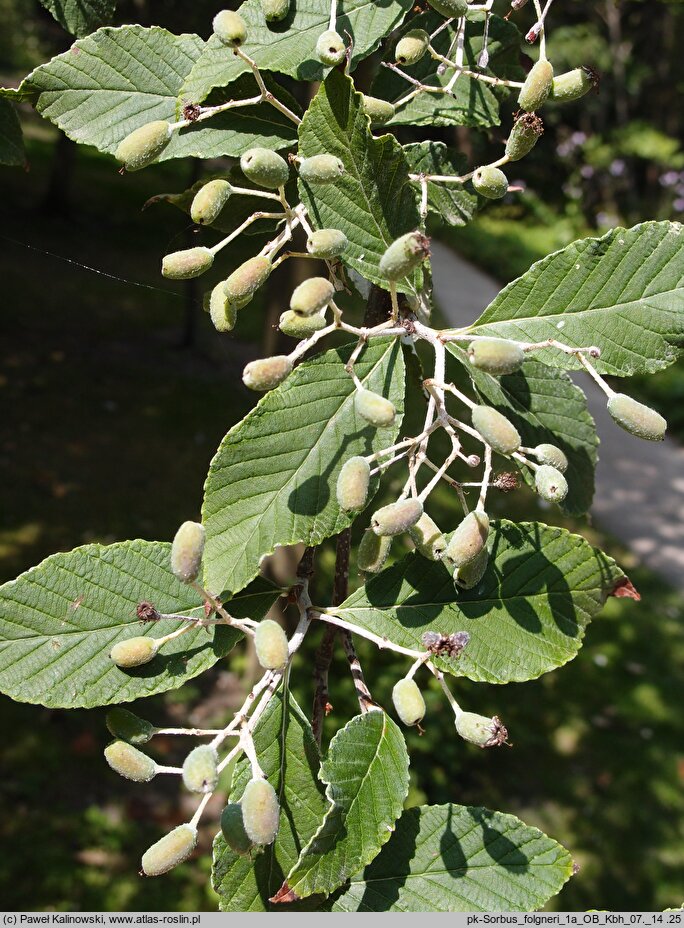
[431,241,684,591]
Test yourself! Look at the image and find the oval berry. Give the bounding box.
[290,277,334,316]
[115,121,171,172]
[221,803,254,856]
[607,393,667,442]
[105,708,155,745]
[371,498,423,537]
[336,456,371,512]
[395,29,430,66]
[240,148,289,189]
[213,10,247,46]
[354,389,396,428]
[534,464,568,503]
[518,59,554,112]
[505,113,544,161]
[472,167,509,201]
[278,309,327,339]
[191,179,232,225]
[444,510,490,569]
[243,356,292,392]
[361,95,395,125]
[428,0,468,17]
[392,678,426,726]
[254,619,289,670]
[550,67,598,103]
[357,531,392,573]
[241,778,280,846]
[224,256,272,302]
[471,405,521,456]
[142,824,197,877]
[455,712,507,748]
[468,337,524,375]
[379,231,430,281]
[409,512,446,561]
[171,520,205,584]
[110,636,158,668]
[316,30,346,66]
[306,228,348,259]
[162,247,214,280]
[209,283,238,333]
[298,154,345,185]
[533,443,568,473]
[261,0,289,22]
[454,547,489,589]
[104,740,157,782]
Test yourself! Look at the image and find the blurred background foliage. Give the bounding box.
[0,0,683,913]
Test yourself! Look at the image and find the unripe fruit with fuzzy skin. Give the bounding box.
[455,712,508,748]
[162,247,214,280]
[358,531,392,573]
[243,356,292,392]
[468,337,524,375]
[316,30,346,66]
[355,389,396,428]
[142,824,197,877]
[472,167,509,200]
[454,547,489,589]
[428,0,468,17]
[336,456,371,512]
[254,619,289,670]
[213,10,247,46]
[115,121,171,172]
[105,708,155,745]
[279,309,327,339]
[607,393,667,441]
[518,59,554,111]
[371,498,423,537]
[409,513,446,561]
[533,443,568,473]
[392,678,426,726]
[361,95,395,125]
[221,803,254,856]
[444,510,490,569]
[240,148,289,189]
[471,405,521,456]
[395,29,430,66]
[225,256,272,303]
[306,228,348,259]
[241,779,280,846]
[550,67,597,103]
[209,283,237,333]
[171,520,205,583]
[191,180,232,225]
[104,740,157,782]
[298,154,345,185]
[379,231,430,281]
[505,113,544,161]
[534,464,568,503]
[261,0,289,22]
[290,277,334,316]
[182,745,219,793]
[110,636,158,668]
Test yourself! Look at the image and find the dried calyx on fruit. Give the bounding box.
[421,630,470,658]
[409,512,447,561]
[505,112,544,161]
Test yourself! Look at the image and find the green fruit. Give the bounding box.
[550,67,597,103]
[371,498,423,537]
[607,393,667,442]
[242,355,292,391]
[354,388,396,428]
[534,464,568,503]
[533,443,568,473]
[472,167,509,200]
[182,745,219,794]
[225,255,272,302]
[254,619,289,670]
[290,276,335,316]
[518,59,554,111]
[468,337,524,375]
[191,180,232,225]
[221,803,254,856]
[171,520,205,583]
[105,708,155,745]
[444,510,490,569]
[162,247,214,280]
[316,30,346,67]
[379,231,430,281]
[471,405,521,456]
[361,95,395,125]
[357,531,392,573]
[115,121,171,172]
[392,678,426,726]
[279,309,327,338]
[395,29,430,66]
[240,148,289,189]
[142,824,197,877]
[241,779,280,846]
[455,712,507,748]
[409,513,446,561]
[298,154,345,185]
[336,456,371,512]
[110,636,158,668]
[261,0,289,21]
[306,228,348,259]
[454,547,489,589]
[428,0,468,17]
[104,740,157,782]
[213,10,247,46]
[505,113,544,161]
[209,283,237,333]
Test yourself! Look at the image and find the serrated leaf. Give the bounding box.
[39,0,116,37]
[180,0,414,104]
[371,13,522,128]
[331,803,573,911]
[203,337,405,595]
[334,520,623,684]
[0,99,25,166]
[297,70,420,295]
[0,540,281,709]
[469,221,684,376]
[404,142,478,227]
[279,710,409,901]
[10,27,298,162]
[212,690,327,912]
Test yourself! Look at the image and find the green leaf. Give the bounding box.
[10,27,298,162]
[0,540,281,709]
[212,690,327,912]
[371,13,522,128]
[469,222,684,376]
[297,70,420,295]
[203,337,405,595]
[179,0,414,104]
[331,803,573,911]
[0,99,25,166]
[279,710,410,902]
[404,142,478,227]
[39,0,116,37]
[334,520,624,684]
